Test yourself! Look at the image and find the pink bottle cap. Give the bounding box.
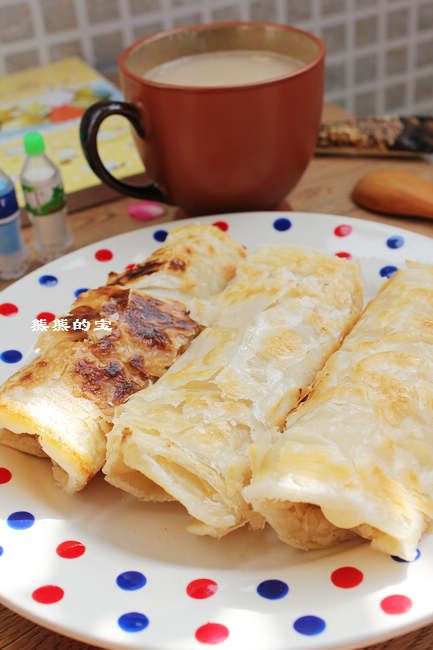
[128,201,166,221]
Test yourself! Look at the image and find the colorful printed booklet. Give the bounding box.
[0,57,144,209]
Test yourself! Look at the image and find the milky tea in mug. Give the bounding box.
[143,50,304,87]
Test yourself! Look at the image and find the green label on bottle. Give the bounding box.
[22,182,66,217]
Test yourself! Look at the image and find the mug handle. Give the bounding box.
[80,100,166,201]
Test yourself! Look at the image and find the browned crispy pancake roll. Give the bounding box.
[0,224,245,492]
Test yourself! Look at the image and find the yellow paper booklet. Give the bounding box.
[0,57,143,209]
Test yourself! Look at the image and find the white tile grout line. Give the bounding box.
[311,0,322,37]
[198,0,236,10]
[0,39,39,56]
[0,31,83,56]
[376,0,387,114]
[111,9,166,30]
[312,2,414,27]
[73,0,95,66]
[161,0,173,30]
[28,0,49,66]
[118,0,134,47]
[345,0,355,114]
[413,98,433,112]
[201,0,212,24]
[167,2,204,18]
[40,28,85,44]
[240,0,250,22]
[406,0,417,113]
[275,0,287,25]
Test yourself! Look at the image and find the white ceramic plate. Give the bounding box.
[0,212,432,650]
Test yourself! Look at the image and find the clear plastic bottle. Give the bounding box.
[0,168,29,280]
[20,131,73,261]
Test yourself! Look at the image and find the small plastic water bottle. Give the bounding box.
[0,169,29,280]
[21,131,73,262]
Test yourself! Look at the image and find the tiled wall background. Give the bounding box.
[0,0,432,115]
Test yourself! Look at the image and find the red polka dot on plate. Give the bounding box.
[380,594,412,615]
[195,622,229,644]
[331,566,364,589]
[32,585,64,604]
[213,221,229,232]
[95,248,113,262]
[334,224,352,237]
[56,540,86,559]
[0,467,12,484]
[336,251,352,259]
[187,578,218,599]
[0,303,18,316]
[125,263,136,270]
[36,311,55,324]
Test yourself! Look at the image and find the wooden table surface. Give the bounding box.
[0,103,432,650]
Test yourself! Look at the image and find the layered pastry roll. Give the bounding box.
[0,224,245,493]
[105,247,363,536]
[244,262,433,560]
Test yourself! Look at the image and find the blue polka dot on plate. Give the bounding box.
[38,274,58,287]
[380,265,398,279]
[387,235,405,249]
[273,218,292,232]
[1,350,22,364]
[257,579,289,600]
[153,229,168,243]
[116,571,147,591]
[7,511,35,530]
[0,546,3,557]
[74,288,88,299]
[391,548,421,563]
[118,612,149,633]
[293,615,326,636]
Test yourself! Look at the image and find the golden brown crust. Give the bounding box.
[0,223,246,493]
[6,287,201,410]
[71,356,141,407]
[106,224,245,292]
[107,260,164,285]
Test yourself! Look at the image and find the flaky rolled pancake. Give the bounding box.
[244,262,433,560]
[105,247,363,536]
[0,224,245,493]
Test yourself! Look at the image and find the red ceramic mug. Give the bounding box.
[80,22,325,216]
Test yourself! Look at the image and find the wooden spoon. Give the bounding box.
[352,169,433,219]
